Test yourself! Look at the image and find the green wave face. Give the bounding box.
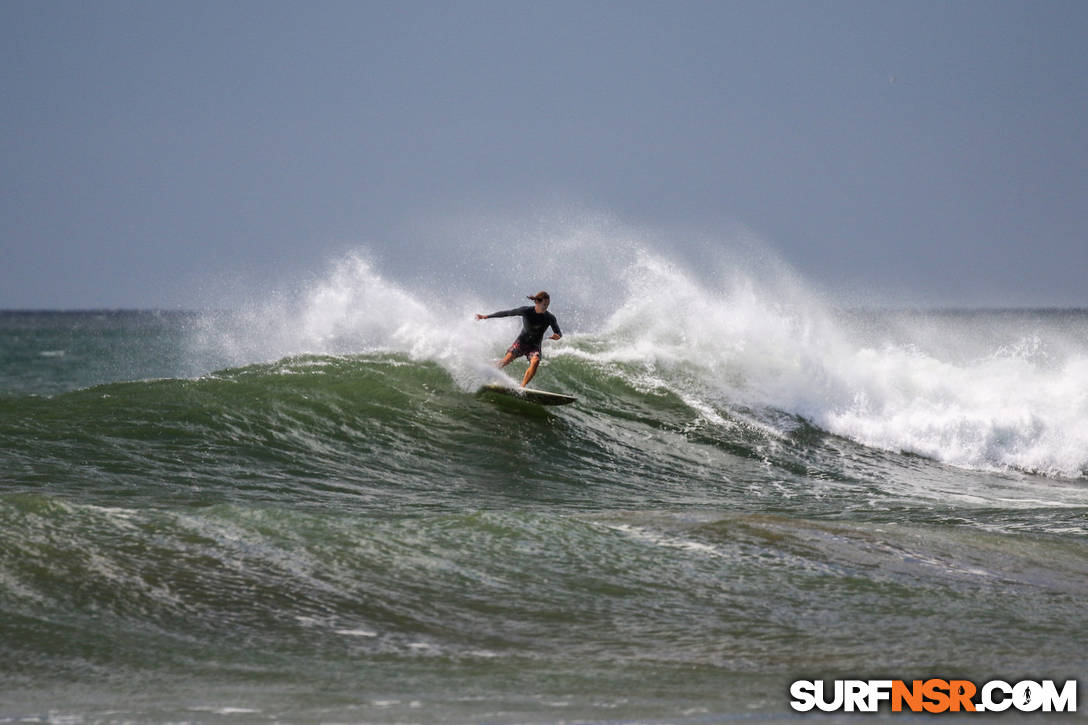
[3,351,1085,512]
[3,318,1088,722]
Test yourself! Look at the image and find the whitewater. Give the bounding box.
[194,233,1088,479]
[1,227,1086,723]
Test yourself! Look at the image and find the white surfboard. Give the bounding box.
[478,383,576,406]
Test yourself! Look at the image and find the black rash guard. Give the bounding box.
[486,306,562,348]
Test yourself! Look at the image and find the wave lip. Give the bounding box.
[7,239,1088,481]
[567,251,1088,478]
[815,335,1088,478]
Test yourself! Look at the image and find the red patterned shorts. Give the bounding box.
[506,340,542,361]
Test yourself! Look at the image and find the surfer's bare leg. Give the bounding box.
[521,356,540,387]
[497,352,515,368]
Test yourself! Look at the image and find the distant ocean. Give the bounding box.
[2,249,1086,723]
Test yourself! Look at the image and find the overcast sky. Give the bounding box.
[3,0,1086,309]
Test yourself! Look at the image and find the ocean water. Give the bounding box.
[1,248,1086,723]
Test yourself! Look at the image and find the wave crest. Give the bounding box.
[186,231,1088,478]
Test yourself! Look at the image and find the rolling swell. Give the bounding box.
[1,353,803,509]
[3,310,1088,720]
[3,349,1084,515]
[3,482,1086,720]
[4,248,1088,722]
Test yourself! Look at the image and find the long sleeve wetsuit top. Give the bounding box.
[487,306,562,348]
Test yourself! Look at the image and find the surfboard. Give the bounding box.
[477,383,576,406]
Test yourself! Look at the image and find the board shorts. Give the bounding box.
[506,339,542,361]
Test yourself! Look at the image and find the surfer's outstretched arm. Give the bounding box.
[475,308,523,321]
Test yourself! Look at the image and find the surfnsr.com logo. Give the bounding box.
[789,679,1078,713]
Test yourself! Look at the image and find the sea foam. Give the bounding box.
[190,219,1088,478]
[591,248,1088,477]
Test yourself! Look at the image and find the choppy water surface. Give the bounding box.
[2,251,1086,722]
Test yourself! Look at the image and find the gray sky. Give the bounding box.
[3,0,1086,309]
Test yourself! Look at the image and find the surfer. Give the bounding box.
[475,291,562,387]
